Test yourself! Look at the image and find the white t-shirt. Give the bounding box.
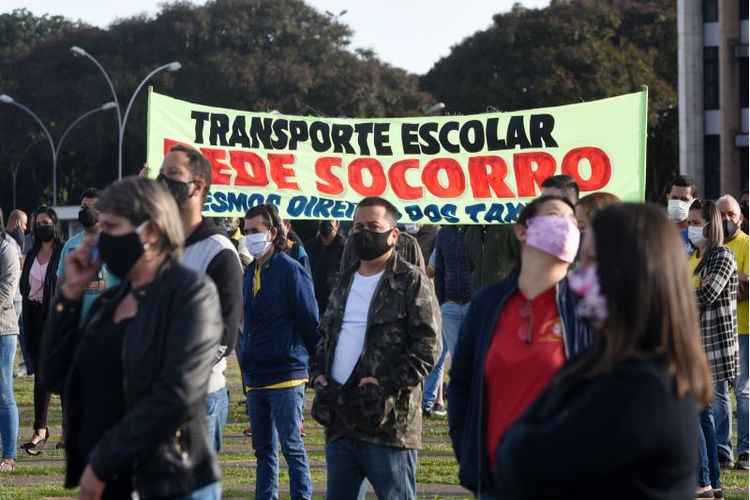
[331,270,384,385]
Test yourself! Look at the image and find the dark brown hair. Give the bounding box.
[169,144,212,199]
[575,203,712,405]
[694,200,725,276]
[668,174,698,198]
[541,174,580,203]
[576,192,621,222]
[245,204,287,251]
[356,197,401,226]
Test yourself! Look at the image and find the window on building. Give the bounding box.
[704,0,719,22]
[741,0,749,20]
[704,135,721,199]
[704,47,720,110]
[741,58,749,107]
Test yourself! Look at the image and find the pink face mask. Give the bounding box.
[568,264,608,329]
[525,215,580,263]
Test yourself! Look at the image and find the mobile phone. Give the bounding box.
[89,235,100,263]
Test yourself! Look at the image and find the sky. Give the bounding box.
[3,0,550,74]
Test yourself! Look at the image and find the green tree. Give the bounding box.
[422,0,678,200]
[0,0,431,214]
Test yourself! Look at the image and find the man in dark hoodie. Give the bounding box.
[158,144,244,452]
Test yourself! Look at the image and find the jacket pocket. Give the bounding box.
[311,383,338,427]
[345,383,395,433]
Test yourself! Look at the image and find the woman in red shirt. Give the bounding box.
[449,195,594,498]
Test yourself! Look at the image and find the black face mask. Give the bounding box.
[36,224,55,242]
[97,231,145,279]
[78,207,98,229]
[319,221,334,237]
[157,174,191,206]
[723,219,739,241]
[352,229,393,261]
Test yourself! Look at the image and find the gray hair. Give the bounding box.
[97,176,185,258]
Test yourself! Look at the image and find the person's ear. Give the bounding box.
[269,226,278,242]
[190,177,205,199]
[513,223,527,244]
[389,227,399,246]
[140,222,161,252]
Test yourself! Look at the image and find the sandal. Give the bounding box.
[20,428,49,456]
[0,459,15,472]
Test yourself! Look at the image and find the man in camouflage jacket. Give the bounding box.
[310,196,441,500]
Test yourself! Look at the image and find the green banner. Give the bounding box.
[146,88,647,223]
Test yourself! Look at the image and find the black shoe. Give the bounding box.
[718,456,734,469]
[695,486,714,498]
[20,428,49,456]
[713,487,723,498]
[736,453,749,470]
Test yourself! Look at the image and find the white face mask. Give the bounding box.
[688,225,706,247]
[404,223,420,235]
[667,199,691,223]
[245,232,272,258]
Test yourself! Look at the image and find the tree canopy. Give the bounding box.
[0,0,678,215]
[422,0,678,201]
[0,0,431,212]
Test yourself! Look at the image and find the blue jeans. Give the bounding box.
[0,335,18,460]
[247,385,311,500]
[736,335,749,456]
[423,302,469,411]
[206,387,229,452]
[697,405,721,488]
[326,438,417,500]
[712,380,733,462]
[177,481,222,500]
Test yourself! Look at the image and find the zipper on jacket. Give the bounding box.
[554,282,571,359]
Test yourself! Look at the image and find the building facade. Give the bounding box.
[678,0,748,198]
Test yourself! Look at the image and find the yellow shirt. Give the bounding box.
[688,251,702,290]
[725,231,749,334]
[247,379,308,392]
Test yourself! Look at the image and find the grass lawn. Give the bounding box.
[1,357,747,499]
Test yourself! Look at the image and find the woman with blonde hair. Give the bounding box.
[687,199,739,498]
[42,177,223,500]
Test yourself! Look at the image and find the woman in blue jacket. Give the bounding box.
[448,195,593,498]
[237,204,319,500]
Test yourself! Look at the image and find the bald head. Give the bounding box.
[6,209,27,233]
[717,195,742,224]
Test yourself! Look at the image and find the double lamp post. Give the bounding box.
[1,48,181,206]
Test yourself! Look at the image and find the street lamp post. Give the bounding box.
[0,95,116,205]
[54,102,118,201]
[71,47,181,180]
[0,94,57,205]
[118,62,181,180]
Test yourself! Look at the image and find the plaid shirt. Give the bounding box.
[696,246,739,382]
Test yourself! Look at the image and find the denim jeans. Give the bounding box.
[206,387,229,452]
[247,385,312,500]
[712,380,733,462]
[697,406,721,488]
[423,302,469,411]
[0,335,18,460]
[326,438,417,500]
[176,481,222,500]
[736,335,749,456]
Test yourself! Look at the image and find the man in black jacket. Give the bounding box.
[158,144,244,452]
[305,220,345,317]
